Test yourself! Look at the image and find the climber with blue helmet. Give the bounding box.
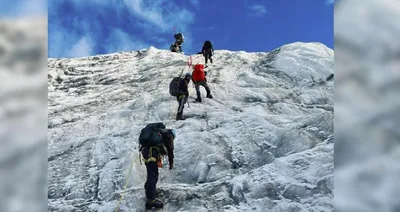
[170,129,176,138]
[176,72,192,120]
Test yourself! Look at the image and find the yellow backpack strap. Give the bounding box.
[143,146,158,163]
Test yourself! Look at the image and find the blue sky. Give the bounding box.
[47,0,334,58]
[0,0,47,17]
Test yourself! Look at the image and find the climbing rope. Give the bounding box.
[114,157,135,212]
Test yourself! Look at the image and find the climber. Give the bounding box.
[170,43,180,53]
[192,64,213,102]
[176,72,192,120]
[139,123,176,210]
[201,40,214,66]
[170,33,185,53]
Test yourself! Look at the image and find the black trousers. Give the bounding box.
[203,49,213,64]
[142,147,160,201]
[177,95,187,115]
[145,162,159,200]
[194,81,211,99]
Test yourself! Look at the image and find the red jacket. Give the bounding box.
[192,64,206,82]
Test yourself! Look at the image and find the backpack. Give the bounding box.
[169,77,182,96]
[192,64,205,82]
[170,44,177,52]
[174,33,184,41]
[139,123,166,147]
[204,40,213,49]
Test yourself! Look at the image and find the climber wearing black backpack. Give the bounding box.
[139,123,176,210]
[169,72,192,120]
[176,73,192,120]
[202,40,214,66]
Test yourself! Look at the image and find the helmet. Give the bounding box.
[185,72,192,78]
[170,129,176,139]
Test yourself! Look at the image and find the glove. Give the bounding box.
[169,164,174,170]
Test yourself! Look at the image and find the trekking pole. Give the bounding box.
[179,66,185,77]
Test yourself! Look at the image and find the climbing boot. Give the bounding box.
[145,199,164,209]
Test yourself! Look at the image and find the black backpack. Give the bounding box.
[139,123,166,147]
[169,77,182,96]
[170,44,177,52]
[174,33,183,40]
[204,40,213,49]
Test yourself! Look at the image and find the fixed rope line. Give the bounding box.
[114,156,135,212]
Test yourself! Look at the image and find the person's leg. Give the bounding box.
[200,81,211,96]
[176,95,186,120]
[195,83,201,102]
[145,162,159,200]
[145,162,163,209]
[143,148,163,209]
[200,81,212,98]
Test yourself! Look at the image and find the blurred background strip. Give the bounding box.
[0,0,48,212]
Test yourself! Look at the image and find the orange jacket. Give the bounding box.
[192,64,206,82]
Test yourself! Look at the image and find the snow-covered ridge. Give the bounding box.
[48,42,334,211]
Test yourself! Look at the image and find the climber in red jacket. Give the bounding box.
[191,64,213,102]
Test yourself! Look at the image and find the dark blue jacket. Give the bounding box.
[178,78,189,97]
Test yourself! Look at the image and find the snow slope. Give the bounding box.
[48,42,334,211]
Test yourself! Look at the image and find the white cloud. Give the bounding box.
[123,0,167,31]
[106,29,149,52]
[67,37,93,58]
[122,0,194,33]
[70,0,110,5]
[189,0,200,7]
[48,30,65,59]
[49,0,197,56]
[151,36,167,43]
[121,0,195,53]
[325,0,334,5]
[48,21,91,58]
[182,31,194,53]
[248,4,267,17]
